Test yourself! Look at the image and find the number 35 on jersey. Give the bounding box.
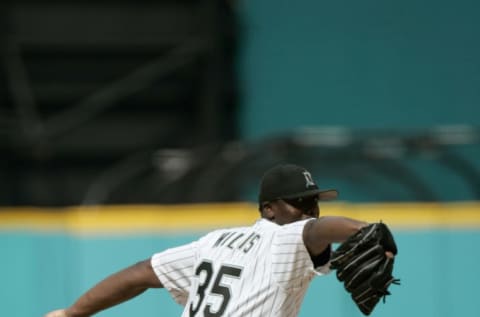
[189,260,243,317]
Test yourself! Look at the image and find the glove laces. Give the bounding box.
[381,278,401,303]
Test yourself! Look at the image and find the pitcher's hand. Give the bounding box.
[44,309,69,317]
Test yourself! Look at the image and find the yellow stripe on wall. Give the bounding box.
[0,202,479,235]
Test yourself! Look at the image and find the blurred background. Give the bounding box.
[0,0,479,316]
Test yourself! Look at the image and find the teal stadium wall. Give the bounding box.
[238,0,480,138]
[1,229,479,317]
[236,0,480,202]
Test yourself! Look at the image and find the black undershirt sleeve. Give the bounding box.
[311,244,331,267]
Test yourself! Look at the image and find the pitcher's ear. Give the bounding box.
[261,202,275,220]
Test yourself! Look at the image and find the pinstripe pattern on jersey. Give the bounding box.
[151,218,328,317]
[151,241,198,305]
[271,220,316,291]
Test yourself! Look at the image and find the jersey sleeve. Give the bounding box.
[151,241,198,305]
[271,219,330,290]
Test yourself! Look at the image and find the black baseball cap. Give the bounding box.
[258,164,338,205]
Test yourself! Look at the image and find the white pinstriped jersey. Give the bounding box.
[151,218,330,317]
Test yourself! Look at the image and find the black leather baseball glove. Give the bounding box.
[330,223,400,315]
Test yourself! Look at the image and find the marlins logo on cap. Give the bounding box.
[258,164,338,204]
